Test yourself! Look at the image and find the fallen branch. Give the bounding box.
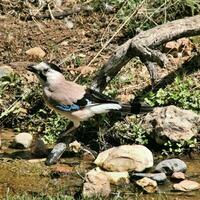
[91,15,200,92]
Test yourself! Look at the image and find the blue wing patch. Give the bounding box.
[56,104,80,111]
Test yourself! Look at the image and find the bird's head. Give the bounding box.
[27,62,63,84]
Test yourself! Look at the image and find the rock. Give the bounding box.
[26,47,46,59]
[173,180,200,191]
[64,17,74,29]
[171,172,185,180]
[136,177,158,193]
[31,138,48,157]
[131,172,167,183]
[94,144,153,172]
[155,158,187,175]
[45,143,66,166]
[14,133,33,148]
[143,106,200,144]
[94,167,130,185]
[0,65,13,78]
[83,170,111,198]
[104,171,129,185]
[69,140,81,153]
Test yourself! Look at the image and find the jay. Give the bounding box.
[27,62,153,139]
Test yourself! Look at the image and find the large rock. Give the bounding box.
[94,145,153,172]
[155,158,187,175]
[173,180,200,191]
[136,177,158,193]
[14,133,33,148]
[143,106,200,144]
[83,169,111,198]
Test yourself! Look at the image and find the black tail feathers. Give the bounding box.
[120,100,153,114]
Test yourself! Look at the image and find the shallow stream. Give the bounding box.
[1,129,200,200]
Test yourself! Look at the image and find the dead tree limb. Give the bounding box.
[91,15,200,92]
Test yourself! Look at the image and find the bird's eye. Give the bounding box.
[43,68,48,73]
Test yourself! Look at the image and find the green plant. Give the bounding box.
[109,116,149,145]
[143,76,200,112]
[162,138,198,155]
[42,113,69,144]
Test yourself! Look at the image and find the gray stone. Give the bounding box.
[14,132,33,149]
[94,144,153,172]
[45,143,66,165]
[143,106,200,144]
[155,158,187,175]
[131,172,167,183]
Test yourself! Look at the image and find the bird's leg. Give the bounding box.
[58,121,80,140]
[46,121,81,165]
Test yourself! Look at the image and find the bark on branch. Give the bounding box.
[91,15,200,92]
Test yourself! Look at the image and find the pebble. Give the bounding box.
[171,172,186,180]
[64,18,74,29]
[136,177,158,193]
[69,140,81,153]
[173,180,200,191]
[14,132,33,149]
[26,47,46,59]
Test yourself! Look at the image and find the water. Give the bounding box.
[1,129,200,199]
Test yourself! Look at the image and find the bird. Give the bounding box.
[27,62,153,139]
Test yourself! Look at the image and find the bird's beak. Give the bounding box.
[26,64,37,73]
